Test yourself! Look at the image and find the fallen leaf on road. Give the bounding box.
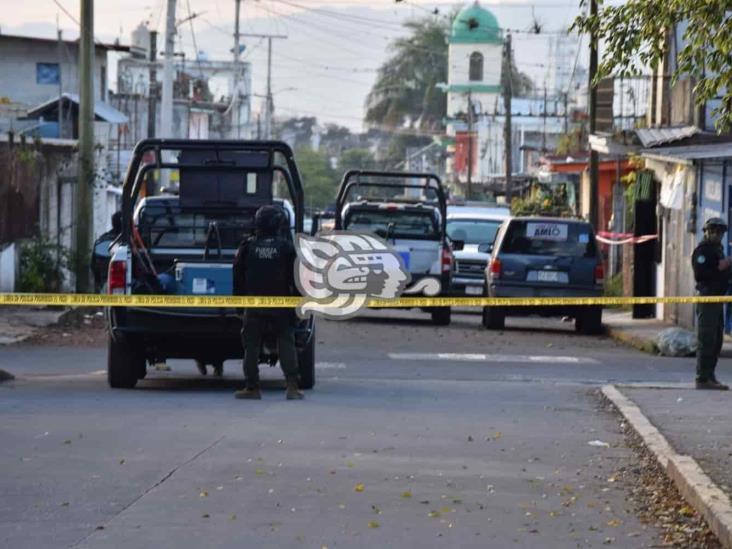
[368,520,379,529]
[255,469,266,476]
[199,491,208,498]
[607,519,622,527]
[371,505,381,515]
[354,483,365,493]
[401,491,412,499]
[202,514,210,519]
[428,511,441,518]
[64,440,71,445]
[119,459,125,465]
[229,514,237,520]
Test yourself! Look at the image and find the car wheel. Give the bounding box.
[431,307,451,326]
[577,306,603,335]
[482,306,505,330]
[107,335,143,389]
[298,329,315,389]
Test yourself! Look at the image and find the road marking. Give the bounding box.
[17,369,107,381]
[388,353,599,365]
[316,362,347,369]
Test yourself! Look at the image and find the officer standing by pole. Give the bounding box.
[232,205,304,400]
[692,217,730,390]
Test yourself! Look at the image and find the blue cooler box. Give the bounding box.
[175,263,233,295]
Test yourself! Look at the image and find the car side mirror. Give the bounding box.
[451,239,465,251]
[477,242,493,254]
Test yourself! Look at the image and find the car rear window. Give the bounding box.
[344,209,439,239]
[501,220,597,257]
[447,218,502,245]
[137,203,256,249]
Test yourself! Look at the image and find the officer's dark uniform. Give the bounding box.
[692,218,730,389]
[232,206,302,399]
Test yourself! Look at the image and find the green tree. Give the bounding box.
[337,148,378,174]
[366,14,535,131]
[365,16,450,131]
[295,148,338,210]
[572,0,732,131]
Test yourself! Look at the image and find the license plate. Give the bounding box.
[465,285,483,295]
[537,270,560,282]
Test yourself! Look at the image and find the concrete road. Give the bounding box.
[1,309,717,548]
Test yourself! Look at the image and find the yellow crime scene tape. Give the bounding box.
[2,293,732,308]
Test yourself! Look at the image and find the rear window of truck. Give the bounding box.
[137,204,255,249]
[344,209,439,239]
[501,220,597,257]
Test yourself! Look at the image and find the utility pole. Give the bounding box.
[503,32,513,203]
[147,30,158,138]
[241,33,287,140]
[588,0,599,227]
[266,37,273,139]
[542,85,547,152]
[233,0,241,137]
[57,28,63,138]
[75,0,94,292]
[466,91,473,200]
[563,91,569,135]
[160,0,176,139]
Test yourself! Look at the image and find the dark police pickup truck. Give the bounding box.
[104,139,315,389]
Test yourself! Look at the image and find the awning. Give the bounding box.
[641,142,732,165]
[25,93,128,123]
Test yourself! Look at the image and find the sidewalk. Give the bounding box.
[0,306,70,346]
[604,309,732,357]
[606,385,732,547]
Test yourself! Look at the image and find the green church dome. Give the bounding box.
[450,2,502,45]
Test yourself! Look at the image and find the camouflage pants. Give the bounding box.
[242,312,299,388]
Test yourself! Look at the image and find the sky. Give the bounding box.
[1,0,590,131]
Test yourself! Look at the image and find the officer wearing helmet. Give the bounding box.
[691,217,730,390]
[232,204,304,400]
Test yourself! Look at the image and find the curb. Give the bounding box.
[602,384,732,548]
[604,325,658,354]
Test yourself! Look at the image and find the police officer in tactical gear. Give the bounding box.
[691,217,730,390]
[232,205,304,400]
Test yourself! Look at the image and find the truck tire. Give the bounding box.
[576,306,603,335]
[107,335,143,389]
[431,307,451,326]
[297,330,316,389]
[482,306,505,330]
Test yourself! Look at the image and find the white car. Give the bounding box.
[447,205,511,296]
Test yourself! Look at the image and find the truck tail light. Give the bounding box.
[441,246,453,273]
[489,258,502,279]
[594,263,605,285]
[108,260,126,294]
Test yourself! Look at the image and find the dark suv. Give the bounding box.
[482,216,604,334]
[104,139,315,389]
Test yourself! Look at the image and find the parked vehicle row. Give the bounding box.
[96,139,605,389]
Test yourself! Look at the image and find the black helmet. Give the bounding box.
[703,217,728,232]
[255,205,285,236]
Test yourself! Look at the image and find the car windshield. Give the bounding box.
[501,220,597,257]
[446,218,502,245]
[344,209,439,239]
[136,203,257,249]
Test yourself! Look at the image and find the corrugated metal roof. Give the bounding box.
[25,93,128,124]
[641,142,732,163]
[635,126,699,148]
